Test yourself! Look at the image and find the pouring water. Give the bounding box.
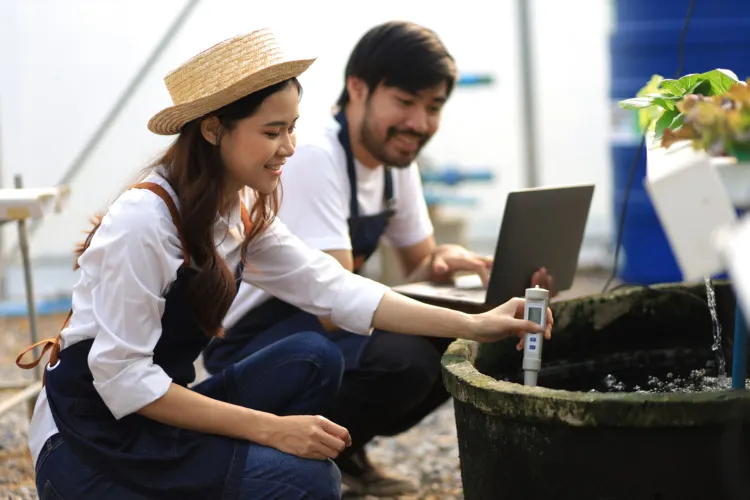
[704,277,727,379]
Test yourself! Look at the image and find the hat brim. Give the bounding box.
[147,57,316,135]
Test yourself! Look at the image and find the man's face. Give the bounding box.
[359,82,447,167]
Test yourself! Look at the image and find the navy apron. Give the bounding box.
[18,182,251,500]
[203,110,395,371]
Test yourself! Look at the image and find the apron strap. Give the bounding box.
[132,182,191,267]
[383,167,394,205]
[132,182,251,264]
[335,110,395,217]
[15,309,72,385]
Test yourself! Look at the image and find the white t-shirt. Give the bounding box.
[223,115,434,328]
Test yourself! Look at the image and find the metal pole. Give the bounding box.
[15,174,41,382]
[517,0,540,188]
[13,0,201,242]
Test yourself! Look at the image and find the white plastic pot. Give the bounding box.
[643,135,750,281]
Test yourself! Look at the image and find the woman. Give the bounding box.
[17,29,552,499]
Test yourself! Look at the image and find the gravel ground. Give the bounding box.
[0,271,610,499]
[345,401,464,500]
[0,314,60,500]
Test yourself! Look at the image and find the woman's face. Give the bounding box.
[215,84,300,194]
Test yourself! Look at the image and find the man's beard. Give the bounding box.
[359,104,429,168]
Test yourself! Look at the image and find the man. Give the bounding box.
[203,21,553,496]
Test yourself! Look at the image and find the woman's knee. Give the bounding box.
[297,457,342,499]
[242,446,341,499]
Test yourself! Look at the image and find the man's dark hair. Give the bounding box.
[336,21,457,108]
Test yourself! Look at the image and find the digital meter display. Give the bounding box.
[528,306,543,325]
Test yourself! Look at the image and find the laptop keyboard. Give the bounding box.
[454,274,486,290]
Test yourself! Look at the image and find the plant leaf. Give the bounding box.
[676,74,702,93]
[689,80,712,95]
[618,97,655,109]
[650,97,677,111]
[669,113,685,130]
[644,93,681,101]
[702,68,741,95]
[715,68,740,81]
[636,75,664,97]
[654,109,679,139]
[660,79,686,96]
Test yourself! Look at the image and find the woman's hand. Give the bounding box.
[266,415,352,460]
[471,297,553,349]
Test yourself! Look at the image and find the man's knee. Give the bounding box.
[361,333,443,400]
[202,337,242,375]
[282,332,344,383]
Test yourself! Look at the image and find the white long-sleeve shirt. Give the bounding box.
[28,174,389,466]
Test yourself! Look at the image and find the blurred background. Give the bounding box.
[1,0,742,307]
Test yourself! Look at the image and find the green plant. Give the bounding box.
[660,81,750,157]
[618,69,741,142]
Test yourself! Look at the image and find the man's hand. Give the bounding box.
[530,267,557,298]
[415,241,558,298]
[430,244,493,285]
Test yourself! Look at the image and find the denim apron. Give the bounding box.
[203,110,395,372]
[19,182,251,500]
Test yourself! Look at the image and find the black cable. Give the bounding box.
[602,0,697,294]
[602,135,645,292]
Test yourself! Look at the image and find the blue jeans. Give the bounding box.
[35,332,345,499]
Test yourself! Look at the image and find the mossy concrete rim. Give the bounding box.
[442,338,750,427]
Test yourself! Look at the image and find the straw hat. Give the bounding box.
[148,28,316,135]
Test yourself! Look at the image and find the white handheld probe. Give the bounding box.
[522,285,549,387]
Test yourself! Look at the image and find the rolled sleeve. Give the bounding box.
[82,189,184,419]
[244,218,389,335]
[327,272,388,334]
[89,354,172,420]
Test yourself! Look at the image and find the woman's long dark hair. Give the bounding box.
[75,77,302,338]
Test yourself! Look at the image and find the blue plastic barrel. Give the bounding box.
[610,1,750,284]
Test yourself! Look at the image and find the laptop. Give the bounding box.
[392,183,595,308]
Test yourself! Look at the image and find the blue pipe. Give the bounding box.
[0,296,71,318]
[733,305,748,389]
[732,206,749,390]
[457,73,495,86]
[421,169,494,186]
[423,194,478,207]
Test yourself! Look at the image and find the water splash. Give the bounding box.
[704,277,727,379]
[592,370,743,393]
